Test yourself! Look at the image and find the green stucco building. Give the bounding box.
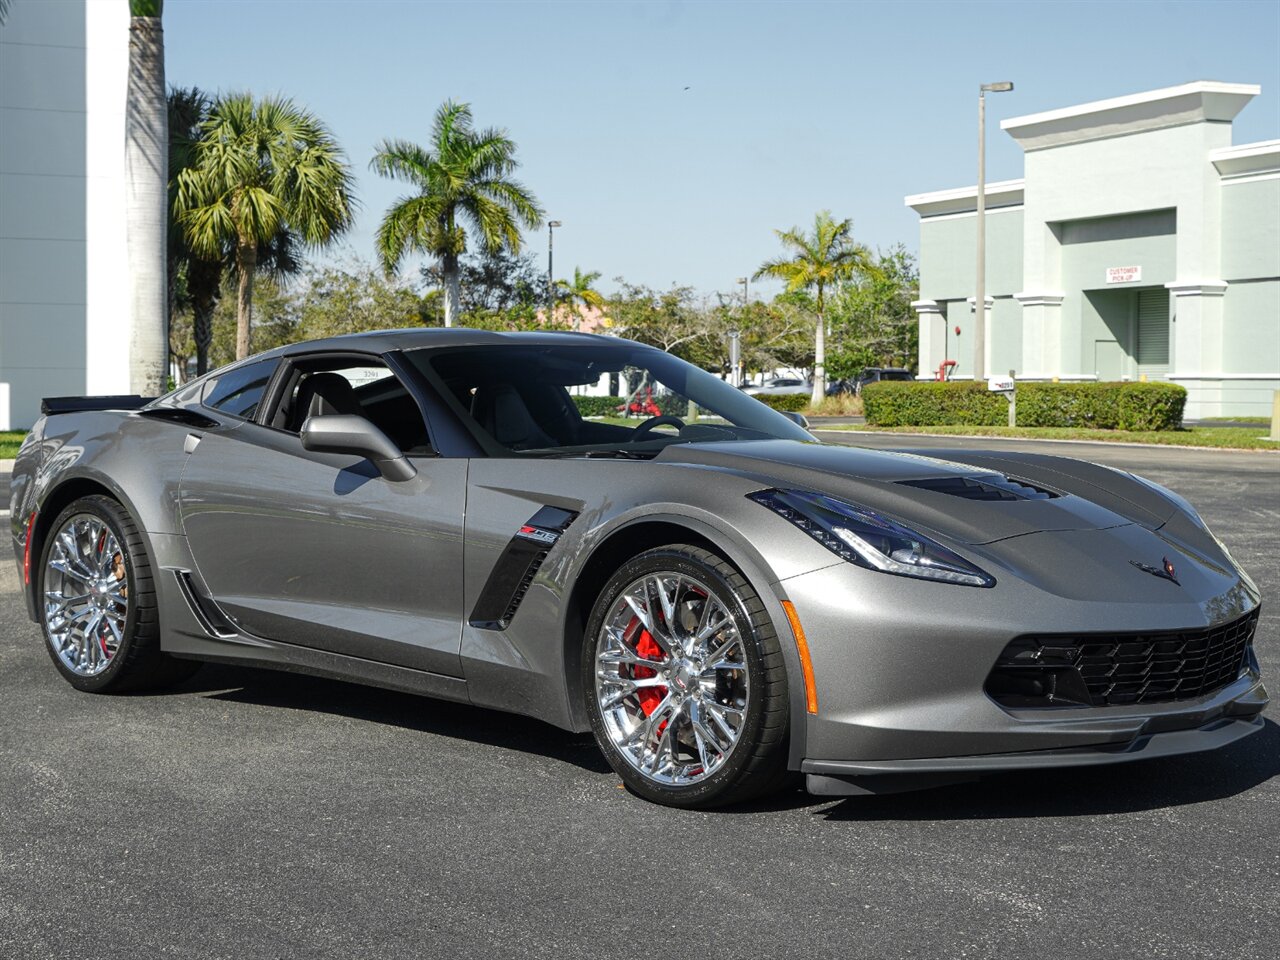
[907,81,1279,418]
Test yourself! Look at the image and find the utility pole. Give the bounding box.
[547,220,561,321]
[975,81,1013,381]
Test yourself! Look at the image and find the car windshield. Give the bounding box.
[403,341,813,457]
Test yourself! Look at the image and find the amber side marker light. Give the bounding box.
[781,600,818,714]
[22,511,37,586]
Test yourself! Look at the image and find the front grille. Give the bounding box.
[986,608,1260,708]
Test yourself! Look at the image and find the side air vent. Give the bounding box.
[469,506,579,631]
[173,570,239,638]
[898,475,1059,501]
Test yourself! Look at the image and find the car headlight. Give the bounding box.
[748,488,995,588]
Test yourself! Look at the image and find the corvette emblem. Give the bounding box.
[1130,557,1179,585]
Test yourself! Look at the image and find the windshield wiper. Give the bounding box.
[532,447,657,460]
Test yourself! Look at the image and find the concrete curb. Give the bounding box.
[811,429,1280,455]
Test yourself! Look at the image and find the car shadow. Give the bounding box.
[166,666,1280,816]
[818,718,1280,822]
[171,662,613,775]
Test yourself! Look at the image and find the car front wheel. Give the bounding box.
[584,544,790,808]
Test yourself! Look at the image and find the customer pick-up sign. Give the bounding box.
[1106,266,1142,284]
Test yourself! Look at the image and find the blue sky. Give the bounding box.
[166,0,1280,298]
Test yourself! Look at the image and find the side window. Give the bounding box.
[202,359,277,420]
[273,357,432,455]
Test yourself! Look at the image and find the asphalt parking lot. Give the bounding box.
[2,438,1277,960]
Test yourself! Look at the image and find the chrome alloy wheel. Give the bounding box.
[594,572,749,786]
[43,514,130,677]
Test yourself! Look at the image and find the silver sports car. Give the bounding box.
[10,330,1267,807]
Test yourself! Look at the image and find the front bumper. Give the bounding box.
[780,559,1268,793]
[804,692,1266,796]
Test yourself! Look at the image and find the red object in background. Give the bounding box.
[954,325,962,335]
[936,359,958,381]
[618,385,662,418]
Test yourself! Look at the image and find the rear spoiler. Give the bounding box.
[41,395,155,416]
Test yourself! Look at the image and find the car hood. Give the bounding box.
[659,439,1181,547]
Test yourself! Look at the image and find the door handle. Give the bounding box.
[184,433,202,455]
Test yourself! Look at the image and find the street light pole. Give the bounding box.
[735,278,749,385]
[975,81,1013,382]
[547,220,561,321]
[736,276,748,307]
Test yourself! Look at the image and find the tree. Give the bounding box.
[555,267,605,329]
[608,281,711,358]
[293,262,430,339]
[420,247,543,317]
[176,93,355,359]
[127,0,168,395]
[371,100,543,327]
[825,245,920,379]
[754,211,877,405]
[167,86,222,377]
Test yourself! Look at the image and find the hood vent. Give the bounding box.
[897,475,1059,501]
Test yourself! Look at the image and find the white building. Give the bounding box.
[907,81,1280,419]
[1,0,131,430]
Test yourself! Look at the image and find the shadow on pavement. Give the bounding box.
[172,662,613,775]
[819,718,1280,822]
[163,664,1280,817]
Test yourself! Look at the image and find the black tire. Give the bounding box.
[583,544,790,808]
[38,495,199,693]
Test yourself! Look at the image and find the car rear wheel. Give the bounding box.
[584,544,790,807]
[39,495,198,693]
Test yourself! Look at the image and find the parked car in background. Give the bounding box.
[742,377,811,396]
[825,378,856,397]
[853,367,912,395]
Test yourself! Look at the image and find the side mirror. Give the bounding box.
[300,415,417,482]
[780,411,810,429]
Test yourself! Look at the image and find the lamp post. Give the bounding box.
[975,81,1013,381]
[547,220,561,320]
[734,278,748,385]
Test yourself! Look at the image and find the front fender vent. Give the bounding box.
[898,475,1059,501]
[469,506,578,631]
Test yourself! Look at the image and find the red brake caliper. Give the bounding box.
[96,530,110,657]
[624,616,667,718]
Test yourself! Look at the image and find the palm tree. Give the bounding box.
[176,93,354,359]
[371,101,543,327]
[754,211,877,405]
[555,267,605,329]
[127,0,168,394]
[167,87,219,377]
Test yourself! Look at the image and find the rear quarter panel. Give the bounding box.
[13,411,198,616]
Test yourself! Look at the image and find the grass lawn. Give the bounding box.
[818,423,1279,451]
[0,431,27,460]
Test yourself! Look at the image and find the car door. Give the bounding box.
[177,353,467,677]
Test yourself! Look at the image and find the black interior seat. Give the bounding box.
[470,383,556,450]
[291,372,363,430]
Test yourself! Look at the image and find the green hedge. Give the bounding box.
[572,395,624,417]
[751,393,810,412]
[863,380,1186,431]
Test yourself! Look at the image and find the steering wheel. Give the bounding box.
[629,415,686,441]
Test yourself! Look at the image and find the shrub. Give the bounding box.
[572,395,624,417]
[862,381,1005,427]
[863,380,1186,431]
[752,393,809,412]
